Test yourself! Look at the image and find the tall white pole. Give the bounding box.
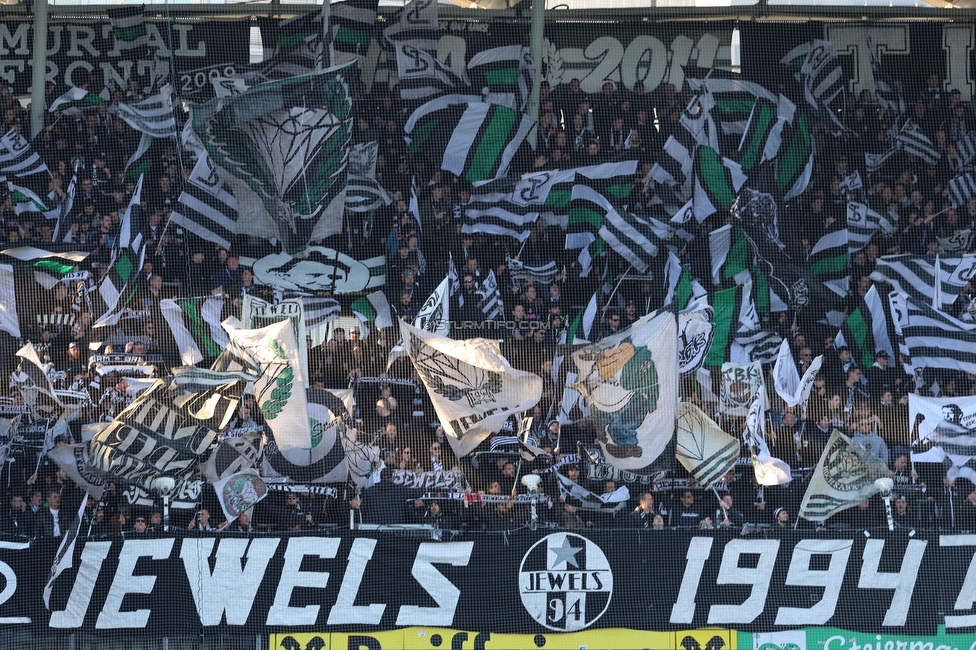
[30,0,49,140]
[525,0,545,150]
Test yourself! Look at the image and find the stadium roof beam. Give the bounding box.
[2,3,975,20]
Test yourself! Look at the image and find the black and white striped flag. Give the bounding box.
[0,128,49,182]
[506,257,558,285]
[847,201,893,253]
[461,201,538,241]
[114,86,177,139]
[867,37,906,133]
[871,253,976,313]
[956,132,976,169]
[170,145,239,251]
[896,120,941,165]
[890,290,976,375]
[301,295,342,335]
[948,174,976,209]
[480,270,501,321]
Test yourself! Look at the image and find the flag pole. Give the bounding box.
[605,263,634,308]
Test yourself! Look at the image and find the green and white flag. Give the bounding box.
[190,65,354,254]
[798,429,892,522]
[834,284,894,368]
[330,0,378,55]
[693,146,745,223]
[262,387,354,482]
[676,402,740,488]
[405,96,534,183]
[95,175,145,324]
[158,297,226,366]
[49,88,106,115]
[107,6,149,52]
[573,309,678,470]
[218,318,310,451]
[809,223,849,298]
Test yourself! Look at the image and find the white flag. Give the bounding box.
[400,320,543,457]
[212,470,268,523]
[772,338,824,410]
[219,318,310,451]
[799,429,892,521]
[573,309,678,470]
[744,395,792,486]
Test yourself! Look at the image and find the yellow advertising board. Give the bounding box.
[270,627,736,650]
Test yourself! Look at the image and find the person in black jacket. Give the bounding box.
[0,493,29,536]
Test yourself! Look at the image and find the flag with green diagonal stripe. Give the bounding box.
[808,223,849,298]
[693,146,742,223]
[405,98,534,183]
[95,176,146,324]
[834,284,893,368]
[778,113,814,200]
[467,44,532,111]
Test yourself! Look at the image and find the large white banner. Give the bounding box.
[573,309,678,470]
[399,320,542,457]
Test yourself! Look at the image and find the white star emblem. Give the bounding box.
[548,537,581,569]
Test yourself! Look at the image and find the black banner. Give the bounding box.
[0,20,251,96]
[740,23,976,104]
[0,529,957,635]
[255,19,736,96]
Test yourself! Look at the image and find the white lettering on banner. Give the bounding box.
[99,61,135,93]
[858,539,927,626]
[67,25,99,57]
[944,26,975,103]
[556,32,726,95]
[669,536,713,624]
[708,539,779,624]
[172,24,207,57]
[96,539,175,629]
[180,538,281,626]
[49,542,112,628]
[396,542,474,626]
[327,538,385,625]
[824,25,909,101]
[0,24,30,56]
[266,537,340,626]
[0,61,24,86]
[774,539,852,626]
[64,60,94,89]
[0,541,30,625]
[940,535,976,628]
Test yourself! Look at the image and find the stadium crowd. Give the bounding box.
[1,65,976,540]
